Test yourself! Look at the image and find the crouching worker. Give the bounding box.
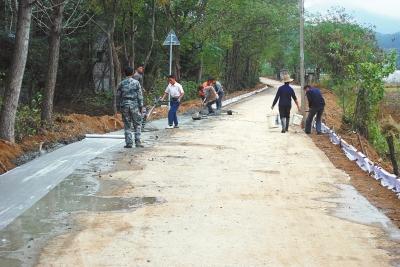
[213,79,224,110]
[204,83,219,114]
[117,66,144,148]
[198,85,205,102]
[304,85,325,134]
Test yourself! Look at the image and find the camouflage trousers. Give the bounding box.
[121,105,142,146]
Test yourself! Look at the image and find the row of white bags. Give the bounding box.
[322,122,400,196]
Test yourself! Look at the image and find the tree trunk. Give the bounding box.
[175,47,181,80]
[0,0,33,142]
[121,12,129,65]
[41,0,64,126]
[386,135,399,176]
[106,14,118,115]
[107,33,116,114]
[112,40,121,87]
[130,11,136,68]
[143,0,156,69]
[198,55,203,83]
[353,87,368,136]
[109,15,121,88]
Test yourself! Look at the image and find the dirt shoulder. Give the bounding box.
[311,87,400,228]
[0,84,266,174]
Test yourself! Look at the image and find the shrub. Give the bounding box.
[15,92,42,141]
[145,78,199,106]
[368,121,388,154]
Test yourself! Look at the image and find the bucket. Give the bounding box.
[291,113,303,126]
[268,113,281,128]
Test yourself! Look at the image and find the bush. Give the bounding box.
[145,78,199,106]
[15,92,42,141]
[179,80,198,101]
[368,121,388,154]
[332,80,357,123]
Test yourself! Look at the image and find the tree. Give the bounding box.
[0,0,35,142]
[381,116,400,176]
[347,51,396,137]
[159,0,208,80]
[34,0,92,125]
[90,0,121,114]
[305,8,378,81]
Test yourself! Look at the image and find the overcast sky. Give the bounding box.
[305,0,400,34]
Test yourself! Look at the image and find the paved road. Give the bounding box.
[36,79,400,266]
[0,88,265,232]
[0,137,124,230]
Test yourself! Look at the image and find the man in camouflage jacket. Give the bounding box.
[117,67,144,148]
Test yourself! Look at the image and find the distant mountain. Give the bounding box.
[376,32,400,67]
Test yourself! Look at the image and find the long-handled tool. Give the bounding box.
[142,98,169,130]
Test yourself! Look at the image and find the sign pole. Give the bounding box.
[163,30,180,111]
[168,34,173,109]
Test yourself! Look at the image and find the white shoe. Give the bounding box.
[166,125,174,129]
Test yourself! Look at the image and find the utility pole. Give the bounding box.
[299,0,306,113]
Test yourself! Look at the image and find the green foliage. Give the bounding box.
[305,8,378,79]
[348,50,397,135]
[331,80,357,123]
[305,8,398,162]
[260,63,275,77]
[179,80,198,100]
[86,91,114,107]
[15,92,43,141]
[145,78,199,106]
[368,121,388,154]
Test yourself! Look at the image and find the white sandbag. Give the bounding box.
[321,123,330,133]
[374,166,400,192]
[329,132,341,145]
[341,140,358,161]
[355,152,374,173]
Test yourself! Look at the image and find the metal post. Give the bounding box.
[169,37,173,75]
[168,34,173,109]
[299,0,306,114]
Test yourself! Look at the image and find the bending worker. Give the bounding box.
[117,66,144,148]
[213,79,224,110]
[271,74,300,133]
[161,75,185,129]
[204,82,219,115]
[304,85,325,134]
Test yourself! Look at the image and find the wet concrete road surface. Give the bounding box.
[2,79,400,266]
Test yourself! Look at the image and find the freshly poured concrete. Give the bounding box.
[34,79,400,266]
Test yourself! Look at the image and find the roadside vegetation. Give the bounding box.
[0,1,398,173]
[0,0,297,143]
[304,9,399,174]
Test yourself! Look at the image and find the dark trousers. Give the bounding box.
[207,100,217,113]
[305,107,324,134]
[216,92,224,110]
[279,106,291,131]
[168,99,180,126]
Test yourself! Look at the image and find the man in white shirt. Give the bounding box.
[161,75,185,128]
